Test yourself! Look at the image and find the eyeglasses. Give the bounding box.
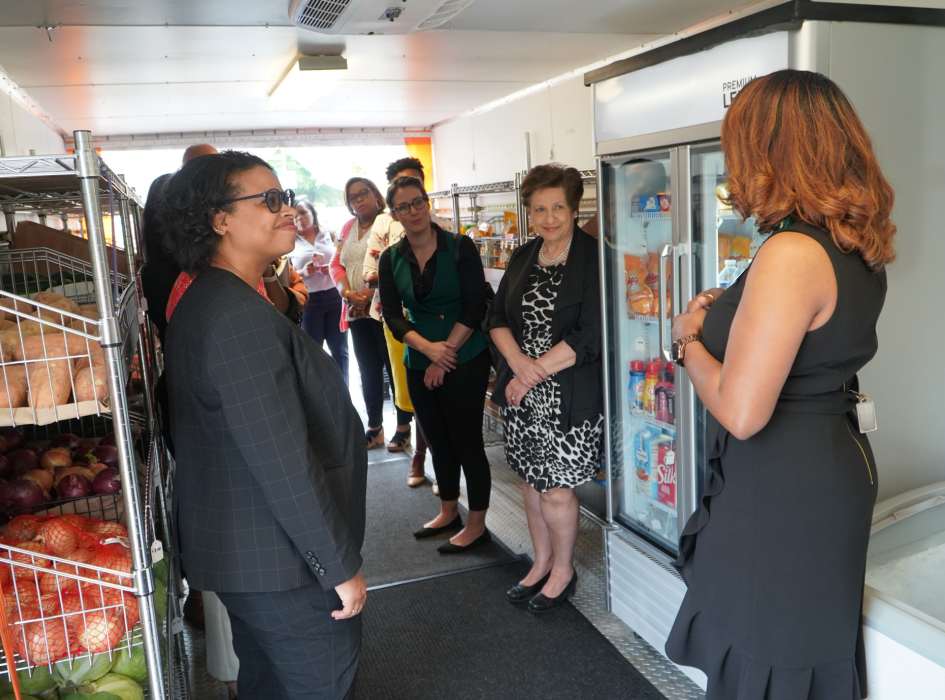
[347,188,374,205]
[223,188,296,213]
[392,197,429,215]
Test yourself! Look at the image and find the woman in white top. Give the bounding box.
[289,197,349,383]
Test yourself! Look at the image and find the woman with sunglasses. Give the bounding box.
[329,177,409,451]
[378,176,492,553]
[160,151,367,700]
[291,197,348,383]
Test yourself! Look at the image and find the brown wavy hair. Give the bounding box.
[722,69,896,269]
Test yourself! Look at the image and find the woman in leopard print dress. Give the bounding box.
[488,164,603,614]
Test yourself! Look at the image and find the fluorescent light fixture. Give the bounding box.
[268,55,348,111]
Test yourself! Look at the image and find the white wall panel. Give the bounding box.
[0,94,65,156]
[432,75,594,190]
[826,22,945,502]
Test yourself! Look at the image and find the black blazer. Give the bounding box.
[487,229,602,431]
[165,268,367,593]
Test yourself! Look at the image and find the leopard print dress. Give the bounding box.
[503,262,604,492]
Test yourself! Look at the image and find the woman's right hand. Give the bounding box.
[348,288,372,312]
[509,352,548,389]
[423,340,458,371]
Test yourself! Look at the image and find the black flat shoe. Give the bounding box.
[413,514,463,539]
[528,571,578,614]
[437,530,492,554]
[506,571,551,604]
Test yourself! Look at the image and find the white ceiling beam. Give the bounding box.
[0,62,65,137]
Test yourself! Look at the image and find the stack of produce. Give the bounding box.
[0,295,106,410]
[0,429,121,522]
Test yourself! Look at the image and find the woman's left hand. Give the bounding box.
[505,377,530,408]
[424,364,446,390]
[672,307,707,342]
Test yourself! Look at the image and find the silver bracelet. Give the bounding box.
[263,273,279,284]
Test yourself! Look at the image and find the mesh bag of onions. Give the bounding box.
[0,513,137,666]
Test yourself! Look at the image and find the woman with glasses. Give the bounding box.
[378,176,492,553]
[290,197,348,382]
[159,151,367,700]
[329,177,406,450]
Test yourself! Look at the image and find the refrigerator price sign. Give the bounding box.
[722,76,758,108]
[594,32,789,144]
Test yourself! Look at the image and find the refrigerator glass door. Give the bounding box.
[688,143,765,501]
[602,150,680,554]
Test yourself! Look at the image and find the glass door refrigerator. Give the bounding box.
[600,142,763,559]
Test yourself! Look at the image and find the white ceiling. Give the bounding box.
[0,0,763,138]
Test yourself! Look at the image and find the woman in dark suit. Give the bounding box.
[487,164,602,614]
[159,151,367,700]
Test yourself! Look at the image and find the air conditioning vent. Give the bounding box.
[416,0,476,31]
[290,0,353,31]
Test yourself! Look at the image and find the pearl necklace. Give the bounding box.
[538,233,573,266]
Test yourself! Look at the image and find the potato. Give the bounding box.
[64,334,101,357]
[74,350,106,372]
[0,376,28,409]
[0,321,15,332]
[0,332,20,359]
[18,319,52,337]
[27,363,72,408]
[69,317,99,335]
[14,335,68,362]
[0,297,33,321]
[33,292,79,314]
[30,308,68,327]
[0,364,27,383]
[78,304,98,314]
[74,365,108,403]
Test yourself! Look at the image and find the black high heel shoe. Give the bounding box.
[506,571,551,604]
[528,571,578,614]
[413,514,463,539]
[365,426,384,450]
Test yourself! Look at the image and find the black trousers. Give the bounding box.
[348,318,411,427]
[217,582,360,700]
[406,349,491,510]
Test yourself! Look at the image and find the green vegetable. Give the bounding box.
[0,665,58,696]
[153,581,168,624]
[109,645,147,684]
[151,558,168,587]
[55,653,115,688]
[69,673,143,700]
[0,693,40,700]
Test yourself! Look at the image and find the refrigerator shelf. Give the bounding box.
[629,211,671,220]
[627,313,660,324]
[644,415,676,434]
[638,492,677,516]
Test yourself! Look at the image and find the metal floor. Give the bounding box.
[178,352,704,699]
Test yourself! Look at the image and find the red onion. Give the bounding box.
[0,455,12,480]
[40,447,72,471]
[91,468,121,495]
[8,449,39,476]
[0,428,25,451]
[56,474,94,500]
[85,445,119,468]
[98,432,117,448]
[50,433,82,451]
[52,466,94,488]
[0,478,46,515]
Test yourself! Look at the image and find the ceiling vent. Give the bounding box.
[415,0,476,31]
[288,0,475,34]
[289,0,358,33]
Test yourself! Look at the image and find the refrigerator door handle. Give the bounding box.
[658,242,674,362]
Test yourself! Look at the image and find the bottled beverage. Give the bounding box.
[718,259,738,288]
[629,361,645,411]
[643,363,660,415]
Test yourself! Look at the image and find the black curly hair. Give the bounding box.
[385,157,424,183]
[157,151,273,274]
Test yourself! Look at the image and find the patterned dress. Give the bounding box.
[503,262,604,492]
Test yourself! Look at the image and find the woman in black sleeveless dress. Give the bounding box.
[665,71,897,699]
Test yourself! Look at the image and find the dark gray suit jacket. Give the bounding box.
[165,267,367,593]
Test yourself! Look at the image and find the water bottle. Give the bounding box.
[718,259,738,288]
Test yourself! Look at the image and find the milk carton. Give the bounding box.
[654,441,676,509]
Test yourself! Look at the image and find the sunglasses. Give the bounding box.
[223,188,296,213]
[392,197,429,215]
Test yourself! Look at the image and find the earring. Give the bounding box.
[214,228,224,234]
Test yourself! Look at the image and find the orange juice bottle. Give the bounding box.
[643,363,660,415]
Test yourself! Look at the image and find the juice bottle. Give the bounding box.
[629,361,645,411]
[643,363,660,415]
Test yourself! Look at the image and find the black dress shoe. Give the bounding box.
[528,571,578,614]
[437,530,492,554]
[506,571,551,604]
[413,514,463,539]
